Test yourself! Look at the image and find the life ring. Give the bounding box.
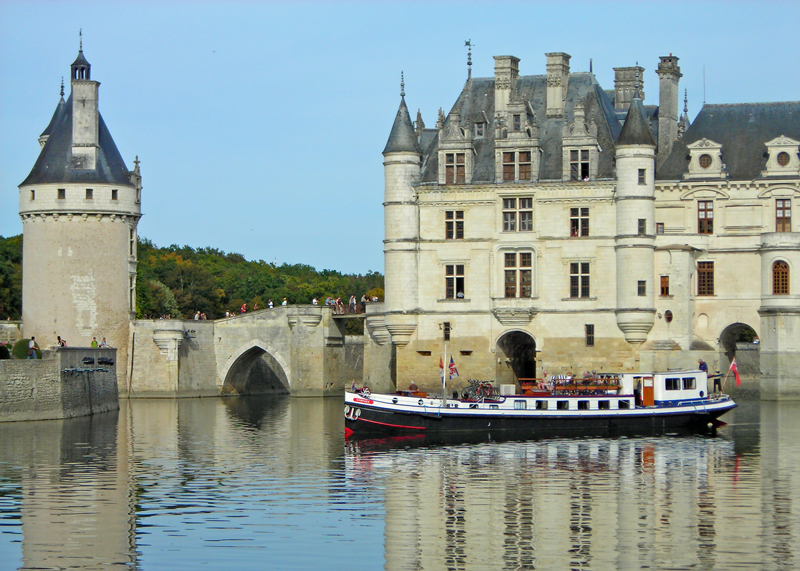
[354,408,361,419]
[418,399,424,406]
[344,405,351,415]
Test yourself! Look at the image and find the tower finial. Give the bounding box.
[465,39,473,81]
[683,88,688,114]
[79,28,83,52]
[400,71,405,98]
[633,64,642,100]
[60,77,64,98]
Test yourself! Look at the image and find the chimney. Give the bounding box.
[494,55,520,114]
[656,54,682,167]
[613,66,645,111]
[546,52,570,118]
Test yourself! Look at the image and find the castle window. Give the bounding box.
[513,114,521,132]
[698,201,713,234]
[30,190,35,201]
[443,322,451,341]
[570,262,590,298]
[638,219,646,235]
[570,207,589,237]
[58,188,65,200]
[638,280,646,296]
[777,199,791,232]
[777,152,791,167]
[656,223,665,235]
[773,261,789,295]
[570,150,590,181]
[504,252,532,298]
[698,261,714,296]
[445,211,464,240]
[112,189,118,201]
[475,122,485,138]
[445,153,466,184]
[638,169,646,185]
[503,151,533,182]
[502,197,533,232]
[445,264,465,300]
[585,324,595,347]
[699,154,713,169]
[660,276,670,296]
[85,188,93,199]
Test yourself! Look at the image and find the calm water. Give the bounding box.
[0,391,799,570]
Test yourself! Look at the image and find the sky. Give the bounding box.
[1,1,798,275]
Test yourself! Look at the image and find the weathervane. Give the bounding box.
[465,39,473,81]
[400,71,405,98]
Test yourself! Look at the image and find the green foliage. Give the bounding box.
[135,238,384,320]
[12,339,40,360]
[0,235,23,319]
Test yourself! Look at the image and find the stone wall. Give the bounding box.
[0,347,119,422]
[0,321,22,345]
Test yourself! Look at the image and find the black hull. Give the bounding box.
[345,403,735,441]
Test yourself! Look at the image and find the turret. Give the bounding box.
[382,75,421,347]
[614,80,657,343]
[70,36,100,170]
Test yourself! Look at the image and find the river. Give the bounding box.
[0,390,798,570]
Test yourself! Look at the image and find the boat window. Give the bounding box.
[578,400,590,410]
[490,404,499,410]
[536,400,548,410]
[557,400,569,410]
[598,400,610,410]
[665,377,681,391]
[683,377,696,390]
[514,400,527,410]
[619,400,631,409]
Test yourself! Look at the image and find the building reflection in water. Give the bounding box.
[1,394,800,570]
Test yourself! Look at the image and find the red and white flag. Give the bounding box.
[730,358,741,387]
[449,356,459,380]
[439,356,444,381]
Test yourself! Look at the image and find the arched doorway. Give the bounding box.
[222,345,290,395]
[719,322,759,376]
[496,331,537,387]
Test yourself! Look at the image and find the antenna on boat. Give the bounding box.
[442,344,447,409]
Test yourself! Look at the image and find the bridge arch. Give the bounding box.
[495,330,537,385]
[221,339,291,395]
[719,322,760,376]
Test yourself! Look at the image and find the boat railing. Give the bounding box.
[520,375,621,396]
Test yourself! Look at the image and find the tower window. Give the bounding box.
[638,169,646,185]
[112,189,118,201]
[570,207,589,237]
[58,189,65,200]
[585,324,595,347]
[85,188,93,199]
[698,201,713,234]
[445,211,464,240]
[445,153,466,184]
[660,276,670,296]
[30,190,35,201]
[504,252,533,298]
[773,261,789,295]
[698,261,714,296]
[777,199,791,232]
[638,280,646,296]
[570,150,590,181]
[638,219,646,235]
[443,322,451,341]
[445,264,465,300]
[570,262,591,298]
[656,223,665,235]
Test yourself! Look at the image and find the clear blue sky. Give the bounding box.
[1,1,798,275]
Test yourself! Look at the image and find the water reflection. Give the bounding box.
[0,394,799,570]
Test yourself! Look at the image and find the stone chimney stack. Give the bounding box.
[493,55,520,114]
[613,66,645,111]
[656,54,682,167]
[546,52,570,118]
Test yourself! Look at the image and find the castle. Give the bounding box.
[17,42,142,389]
[373,51,800,399]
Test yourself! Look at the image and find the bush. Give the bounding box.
[0,343,10,359]
[12,339,40,360]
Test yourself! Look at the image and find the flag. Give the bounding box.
[439,356,444,381]
[449,356,459,380]
[730,358,741,387]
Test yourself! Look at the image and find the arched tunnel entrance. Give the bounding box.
[719,322,760,376]
[496,331,537,387]
[223,346,290,395]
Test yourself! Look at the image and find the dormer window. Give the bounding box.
[685,138,724,179]
[445,153,465,184]
[570,150,590,181]
[513,115,521,132]
[762,136,800,177]
[474,122,485,138]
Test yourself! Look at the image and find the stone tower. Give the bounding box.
[615,83,657,343]
[655,55,682,167]
[382,78,422,364]
[18,42,142,391]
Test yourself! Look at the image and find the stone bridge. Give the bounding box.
[127,306,362,397]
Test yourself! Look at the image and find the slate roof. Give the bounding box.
[617,95,657,147]
[20,93,133,187]
[657,102,800,181]
[383,96,421,154]
[416,72,634,183]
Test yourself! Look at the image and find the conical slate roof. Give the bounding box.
[617,94,656,147]
[39,96,67,139]
[383,96,421,155]
[20,93,133,187]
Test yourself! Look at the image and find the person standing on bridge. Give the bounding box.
[241,303,247,314]
[282,298,287,306]
[361,294,367,313]
[268,299,273,309]
[312,297,318,305]
[349,295,357,314]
